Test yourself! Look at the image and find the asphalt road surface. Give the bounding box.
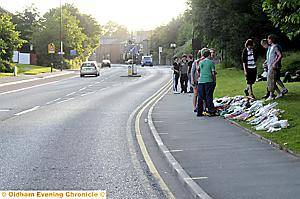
[0,65,174,198]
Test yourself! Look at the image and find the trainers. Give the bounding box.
[275,92,283,99]
[265,96,274,101]
[282,88,288,95]
[207,112,217,117]
[250,94,256,99]
[197,113,204,117]
[203,112,211,116]
[244,89,249,96]
[262,94,269,99]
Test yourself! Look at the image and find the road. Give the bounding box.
[0,65,180,198]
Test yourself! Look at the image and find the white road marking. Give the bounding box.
[0,81,60,96]
[0,75,78,96]
[46,98,61,105]
[14,106,40,116]
[78,87,87,91]
[0,71,75,88]
[0,109,10,112]
[169,149,183,153]
[88,84,93,87]
[188,177,208,180]
[56,98,74,104]
[81,92,95,96]
[66,92,76,96]
[99,88,107,91]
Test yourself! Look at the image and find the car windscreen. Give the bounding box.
[81,63,95,68]
[143,57,151,61]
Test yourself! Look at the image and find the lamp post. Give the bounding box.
[58,0,64,71]
[170,43,176,63]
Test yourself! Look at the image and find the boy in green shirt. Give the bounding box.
[197,49,216,117]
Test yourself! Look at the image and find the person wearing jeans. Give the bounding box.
[197,49,216,117]
[171,56,180,93]
[180,54,189,93]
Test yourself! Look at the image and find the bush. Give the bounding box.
[281,51,300,75]
[218,57,241,69]
[0,61,14,73]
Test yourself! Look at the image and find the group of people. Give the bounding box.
[171,34,289,118]
[172,54,194,94]
[242,34,288,101]
[172,48,218,117]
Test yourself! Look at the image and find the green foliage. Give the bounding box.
[262,0,300,39]
[0,60,14,73]
[175,39,192,57]
[102,21,129,40]
[190,0,275,67]
[12,5,40,42]
[32,4,101,69]
[0,14,24,72]
[149,11,193,63]
[281,51,300,75]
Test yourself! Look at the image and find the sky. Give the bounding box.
[0,0,187,30]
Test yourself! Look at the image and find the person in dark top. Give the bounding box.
[187,54,194,93]
[171,56,180,93]
[180,54,189,93]
[242,39,257,99]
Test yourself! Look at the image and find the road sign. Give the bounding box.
[48,43,55,54]
[159,47,163,53]
[70,50,77,56]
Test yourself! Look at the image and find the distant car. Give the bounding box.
[80,61,100,77]
[101,59,111,67]
[141,56,153,67]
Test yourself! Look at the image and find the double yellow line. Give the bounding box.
[134,79,174,199]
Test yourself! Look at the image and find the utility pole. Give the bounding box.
[59,0,64,71]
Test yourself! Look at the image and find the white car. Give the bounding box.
[80,61,100,77]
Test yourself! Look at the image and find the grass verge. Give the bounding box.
[0,64,58,78]
[215,67,300,154]
[16,64,55,75]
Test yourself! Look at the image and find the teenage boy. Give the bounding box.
[242,39,257,99]
[266,34,283,101]
[187,54,194,93]
[191,50,203,112]
[171,56,180,93]
[180,54,189,93]
[197,49,216,117]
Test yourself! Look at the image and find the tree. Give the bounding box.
[263,0,300,39]
[12,5,40,43]
[149,11,194,64]
[189,0,276,67]
[102,21,129,40]
[0,14,24,71]
[32,4,101,68]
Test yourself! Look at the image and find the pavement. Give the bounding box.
[152,91,300,199]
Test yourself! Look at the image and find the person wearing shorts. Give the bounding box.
[242,39,257,99]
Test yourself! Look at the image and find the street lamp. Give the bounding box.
[58,0,64,71]
[170,43,176,63]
